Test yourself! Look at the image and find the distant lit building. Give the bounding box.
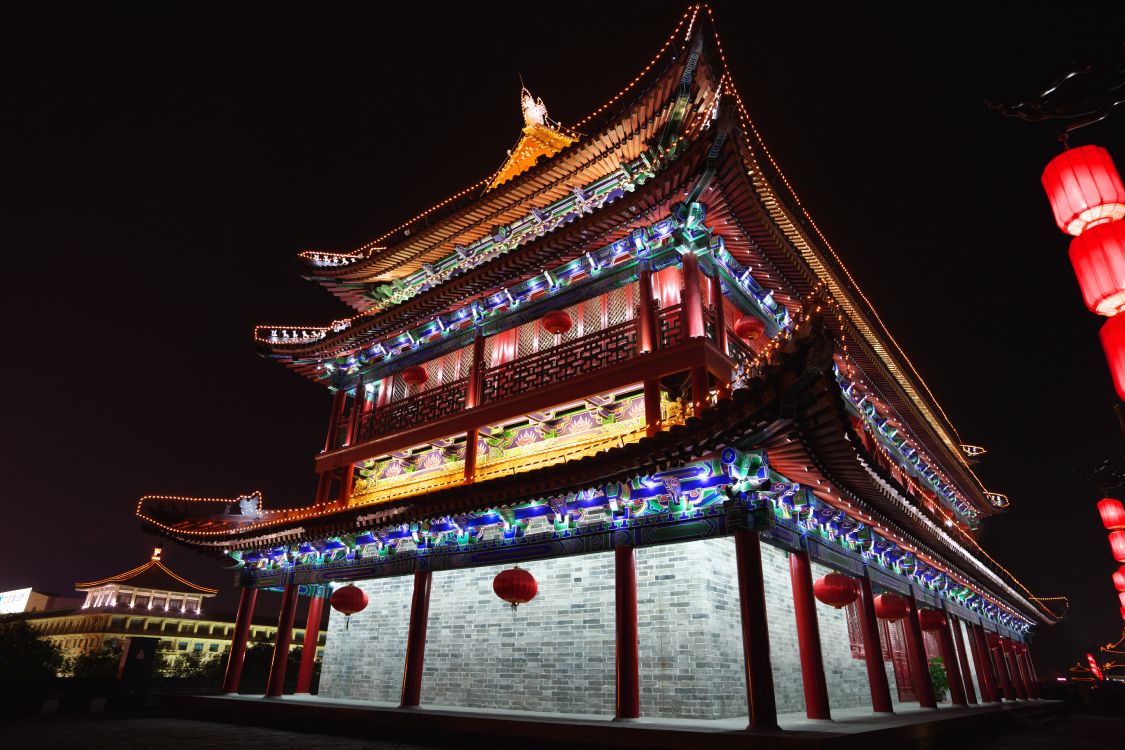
[16,549,323,665]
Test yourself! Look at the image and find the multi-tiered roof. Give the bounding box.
[140,5,1065,635]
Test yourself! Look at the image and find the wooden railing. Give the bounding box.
[481,319,638,404]
[355,377,469,442]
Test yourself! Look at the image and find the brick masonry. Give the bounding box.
[320,536,900,717]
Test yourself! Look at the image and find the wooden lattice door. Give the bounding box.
[881,619,916,702]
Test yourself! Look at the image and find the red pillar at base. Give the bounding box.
[681,251,706,340]
[857,576,894,713]
[221,587,257,694]
[935,618,967,706]
[400,570,432,707]
[615,545,641,720]
[788,550,831,720]
[1015,650,1035,700]
[1024,646,1041,698]
[970,623,999,702]
[637,268,657,354]
[990,635,1016,701]
[734,530,778,728]
[295,593,325,694]
[709,267,728,355]
[949,616,977,704]
[903,593,937,708]
[643,379,662,437]
[1004,643,1028,700]
[265,583,299,697]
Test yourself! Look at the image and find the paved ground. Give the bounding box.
[5,715,452,750]
[6,710,1124,749]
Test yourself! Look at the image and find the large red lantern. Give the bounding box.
[493,566,538,611]
[1041,145,1125,236]
[330,583,369,630]
[1099,313,1125,401]
[733,315,765,342]
[1110,531,1125,563]
[1098,498,1125,530]
[917,608,948,632]
[1071,221,1125,316]
[873,592,909,622]
[1114,565,1125,592]
[541,310,573,336]
[401,365,428,387]
[812,573,858,609]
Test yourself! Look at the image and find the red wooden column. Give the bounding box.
[265,583,300,697]
[949,616,977,704]
[463,330,485,483]
[935,616,967,705]
[681,252,706,339]
[221,587,258,694]
[295,591,326,694]
[988,633,1015,701]
[1024,645,1040,698]
[734,529,777,728]
[637,267,657,354]
[856,576,893,713]
[401,570,432,707]
[709,266,728,355]
[1015,648,1035,700]
[788,550,830,720]
[1003,641,1027,699]
[323,390,347,452]
[903,592,937,708]
[968,623,998,702]
[346,381,365,447]
[615,545,641,720]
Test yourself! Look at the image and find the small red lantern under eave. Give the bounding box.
[873,592,910,622]
[541,309,573,336]
[1041,144,1125,236]
[330,583,369,630]
[1111,531,1125,563]
[1113,566,1125,592]
[1071,221,1125,316]
[1120,606,1125,622]
[918,608,948,632]
[1098,498,1125,530]
[733,315,766,342]
[493,566,538,611]
[1099,313,1125,401]
[401,365,428,388]
[812,573,858,609]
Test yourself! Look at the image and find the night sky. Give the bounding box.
[3,2,1124,676]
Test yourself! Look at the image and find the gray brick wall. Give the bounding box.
[319,536,892,717]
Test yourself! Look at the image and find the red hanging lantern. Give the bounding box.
[1041,145,1125,236]
[1098,498,1125,530]
[1099,313,1125,401]
[541,310,573,336]
[1118,592,1125,609]
[493,566,538,611]
[329,583,369,630]
[812,573,858,609]
[873,592,909,622]
[733,315,765,342]
[1121,607,1125,622]
[1113,565,1125,592]
[401,365,428,387]
[1071,221,1125,315]
[1111,531,1125,563]
[917,608,948,632]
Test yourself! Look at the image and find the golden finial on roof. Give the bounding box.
[151,547,162,561]
[487,82,576,192]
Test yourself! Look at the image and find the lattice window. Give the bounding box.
[882,618,917,702]
[608,284,633,326]
[518,321,536,358]
[923,631,942,661]
[584,296,602,335]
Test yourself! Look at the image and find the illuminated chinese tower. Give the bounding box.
[139,5,1063,722]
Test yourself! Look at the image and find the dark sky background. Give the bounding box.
[3,2,1124,677]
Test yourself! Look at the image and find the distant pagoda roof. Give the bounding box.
[75,548,218,596]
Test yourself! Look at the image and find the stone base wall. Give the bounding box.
[320,537,887,717]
